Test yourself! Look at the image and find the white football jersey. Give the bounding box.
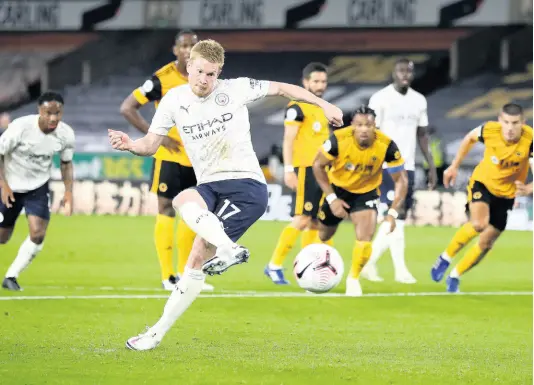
[0,115,75,192]
[369,84,428,171]
[149,77,270,185]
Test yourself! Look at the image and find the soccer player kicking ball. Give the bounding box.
[312,106,408,296]
[431,103,532,293]
[108,39,343,350]
[0,92,75,291]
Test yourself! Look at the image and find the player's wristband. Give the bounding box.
[284,165,295,173]
[387,208,399,219]
[326,193,337,204]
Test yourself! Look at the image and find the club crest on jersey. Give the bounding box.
[344,162,355,171]
[215,93,229,106]
[312,121,322,132]
[491,156,499,164]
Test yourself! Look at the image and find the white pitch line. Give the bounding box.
[0,291,531,301]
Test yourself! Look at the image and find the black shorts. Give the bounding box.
[466,180,514,232]
[0,183,50,228]
[379,169,415,219]
[150,159,197,199]
[318,185,379,227]
[290,166,324,218]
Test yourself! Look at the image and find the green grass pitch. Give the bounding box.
[0,216,532,385]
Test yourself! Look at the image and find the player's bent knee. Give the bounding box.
[173,189,207,212]
[158,197,175,217]
[318,226,336,242]
[0,228,13,244]
[471,219,489,233]
[29,235,45,245]
[292,215,312,231]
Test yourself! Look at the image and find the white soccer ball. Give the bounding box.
[293,244,344,294]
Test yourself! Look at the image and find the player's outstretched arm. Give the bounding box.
[267,82,343,127]
[108,129,164,157]
[443,127,480,187]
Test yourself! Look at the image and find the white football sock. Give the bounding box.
[367,221,391,268]
[151,267,206,338]
[389,220,409,273]
[179,202,234,248]
[441,251,452,262]
[5,236,43,278]
[449,267,460,278]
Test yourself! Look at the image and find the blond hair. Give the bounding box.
[190,39,225,67]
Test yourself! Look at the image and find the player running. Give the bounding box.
[120,30,213,291]
[361,58,437,284]
[265,62,331,285]
[431,103,532,293]
[0,92,75,291]
[313,106,408,296]
[108,39,343,350]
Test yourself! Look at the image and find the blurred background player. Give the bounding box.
[265,62,331,285]
[362,58,437,284]
[313,106,407,296]
[0,92,74,291]
[431,104,532,293]
[119,30,213,292]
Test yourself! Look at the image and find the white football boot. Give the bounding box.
[202,244,250,276]
[125,328,161,351]
[345,277,363,297]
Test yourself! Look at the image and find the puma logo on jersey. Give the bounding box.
[180,105,190,113]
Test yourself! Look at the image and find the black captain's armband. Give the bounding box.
[139,75,163,102]
[285,104,305,123]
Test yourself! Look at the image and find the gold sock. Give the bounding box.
[154,214,175,281]
[453,243,489,276]
[445,222,479,258]
[176,219,196,276]
[350,241,372,279]
[270,226,301,267]
[301,229,318,248]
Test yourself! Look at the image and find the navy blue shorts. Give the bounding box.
[193,178,268,242]
[379,169,415,219]
[0,183,50,228]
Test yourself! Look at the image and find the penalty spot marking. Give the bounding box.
[0,291,532,301]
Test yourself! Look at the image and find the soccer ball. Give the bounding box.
[293,244,344,294]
